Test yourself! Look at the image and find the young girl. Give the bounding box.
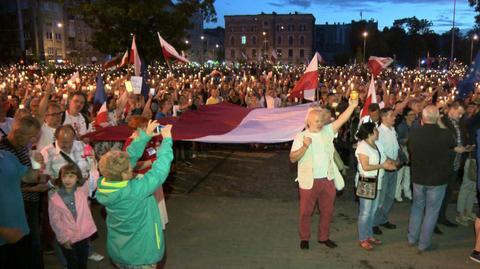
[48,163,99,269]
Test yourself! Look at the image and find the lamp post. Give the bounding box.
[471,34,478,64]
[262,31,267,59]
[362,31,368,63]
[52,22,63,63]
[200,35,205,63]
[214,44,219,61]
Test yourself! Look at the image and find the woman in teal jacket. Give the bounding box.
[96,121,173,268]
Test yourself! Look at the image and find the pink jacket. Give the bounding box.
[48,176,98,244]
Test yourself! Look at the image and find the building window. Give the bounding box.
[47,47,54,55]
[263,21,269,27]
[250,26,254,32]
[252,49,257,58]
[300,36,305,45]
[231,49,235,59]
[288,49,293,58]
[241,35,247,45]
[277,36,282,45]
[288,36,293,45]
[230,36,235,46]
[24,32,31,40]
[46,32,53,40]
[300,49,304,58]
[55,33,62,41]
[252,36,256,45]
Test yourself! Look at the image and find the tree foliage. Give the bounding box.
[65,0,216,62]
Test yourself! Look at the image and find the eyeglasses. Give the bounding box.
[46,111,63,116]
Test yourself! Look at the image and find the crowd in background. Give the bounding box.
[1,60,480,268]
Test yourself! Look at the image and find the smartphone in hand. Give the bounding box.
[155,125,165,133]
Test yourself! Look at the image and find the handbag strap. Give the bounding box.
[374,144,381,178]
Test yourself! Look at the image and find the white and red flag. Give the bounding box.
[271,49,278,63]
[288,53,319,101]
[119,50,129,67]
[95,103,108,128]
[368,56,393,77]
[157,33,189,63]
[129,36,142,76]
[359,77,377,124]
[84,103,312,144]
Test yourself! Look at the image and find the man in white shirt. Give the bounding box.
[62,92,91,137]
[36,103,63,152]
[260,89,281,109]
[289,98,358,250]
[40,125,90,181]
[373,108,400,235]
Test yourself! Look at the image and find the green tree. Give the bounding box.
[65,0,216,62]
[393,17,433,35]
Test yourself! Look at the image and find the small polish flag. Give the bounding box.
[119,50,129,67]
[288,53,319,101]
[368,56,393,77]
[95,102,108,128]
[271,49,278,63]
[129,36,141,76]
[359,77,377,124]
[158,33,189,63]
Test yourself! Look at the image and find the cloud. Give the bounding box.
[268,2,283,7]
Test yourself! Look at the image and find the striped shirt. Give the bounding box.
[451,119,463,171]
[0,137,39,202]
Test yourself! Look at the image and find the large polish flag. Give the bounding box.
[158,33,189,63]
[288,53,319,101]
[83,102,312,143]
[130,36,142,76]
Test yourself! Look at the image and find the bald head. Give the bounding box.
[422,105,439,124]
[55,125,77,153]
[305,108,330,131]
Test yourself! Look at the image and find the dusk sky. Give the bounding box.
[205,0,478,34]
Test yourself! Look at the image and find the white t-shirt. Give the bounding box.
[355,140,386,189]
[37,123,56,152]
[63,111,89,136]
[291,124,335,179]
[0,117,13,138]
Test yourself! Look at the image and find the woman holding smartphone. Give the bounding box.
[122,116,169,230]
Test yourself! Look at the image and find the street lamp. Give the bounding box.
[362,31,368,63]
[262,31,267,59]
[213,44,219,60]
[185,40,189,45]
[471,34,478,64]
[52,21,63,63]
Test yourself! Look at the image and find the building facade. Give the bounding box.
[224,12,315,64]
[1,0,104,64]
[314,20,378,64]
[202,27,225,62]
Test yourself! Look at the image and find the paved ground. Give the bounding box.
[45,147,478,269]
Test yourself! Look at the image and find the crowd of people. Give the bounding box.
[0,60,480,268]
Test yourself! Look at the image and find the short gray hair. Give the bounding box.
[422,105,439,124]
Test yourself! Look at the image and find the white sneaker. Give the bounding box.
[88,252,104,262]
[395,197,403,202]
[456,216,469,227]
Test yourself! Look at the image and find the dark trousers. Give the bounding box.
[0,234,33,269]
[438,170,457,222]
[25,201,44,269]
[60,238,89,269]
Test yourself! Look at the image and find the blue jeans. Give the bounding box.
[408,183,447,250]
[358,194,380,241]
[374,170,398,226]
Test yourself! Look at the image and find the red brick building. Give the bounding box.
[224,12,315,64]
